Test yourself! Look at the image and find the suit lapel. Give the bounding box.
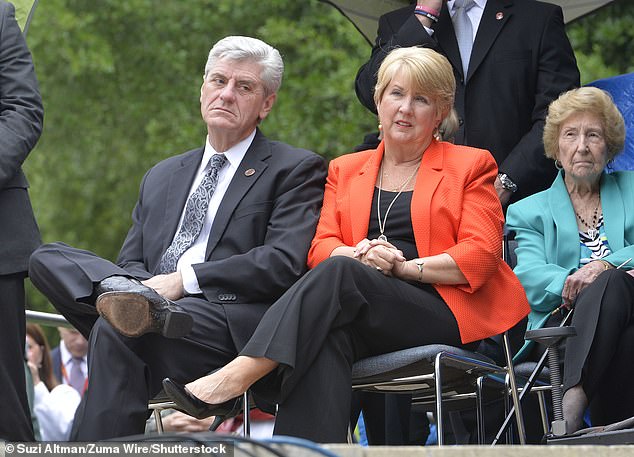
[434,4,463,78]
[160,148,203,255]
[411,141,444,257]
[547,172,580,268]
[349,145,382,243]
[205,130,270,258]
[468,0,512,82]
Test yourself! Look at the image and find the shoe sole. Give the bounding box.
[96,292,193,338]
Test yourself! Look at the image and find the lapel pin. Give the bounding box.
[496,12,504,20]
[244,168,256,177]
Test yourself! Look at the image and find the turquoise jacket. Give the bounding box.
[506,171,634,361]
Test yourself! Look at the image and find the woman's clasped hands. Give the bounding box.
[353,238,406,276]
[561,260,611,308]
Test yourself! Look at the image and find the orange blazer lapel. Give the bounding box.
[412,140,444,257]
[349,144,383,244]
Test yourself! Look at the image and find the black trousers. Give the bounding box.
[29,242,240,440]
[564,269,634,426]
[0,273,34,441]
[240,256,465,443]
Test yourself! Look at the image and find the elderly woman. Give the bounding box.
[164,47,529,443]
[507,87,634,434]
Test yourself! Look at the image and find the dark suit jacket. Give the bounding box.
[0,1,43,275]
[116,129,327,348]
[355,0,580,202]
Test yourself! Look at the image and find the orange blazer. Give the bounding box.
[308,140,529,344]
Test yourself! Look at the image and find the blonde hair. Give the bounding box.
[543,87,625,161]
[373,47,456,137]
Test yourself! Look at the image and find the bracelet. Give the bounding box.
[597,259,613,270]
[414,7,439,23]
[414,259,425,282]
[415,5,440,17]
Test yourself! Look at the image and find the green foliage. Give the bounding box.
[24,0,375,311]
[567,2,634,84]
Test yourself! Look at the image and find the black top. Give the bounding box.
[368,188,417,260]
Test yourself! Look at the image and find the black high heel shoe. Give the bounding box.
[162,378,242,421]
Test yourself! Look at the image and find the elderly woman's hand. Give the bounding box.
[562,261,609,307]
[355,238,406,275]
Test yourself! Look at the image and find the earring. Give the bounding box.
[555,159,563,170]
[378,123,382,131]
[433,127,441,141]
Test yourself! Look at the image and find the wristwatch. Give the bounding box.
[497,173,518,193]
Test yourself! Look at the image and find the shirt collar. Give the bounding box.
[60,341,86,365]
[448,0,487,13]
[201,129,256,174]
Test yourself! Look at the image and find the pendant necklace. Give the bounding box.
[377,159,420,242]
[575,199,601,239]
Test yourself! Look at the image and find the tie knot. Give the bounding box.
[208,154,227,172]
[72,356,83,366]
[454,0,475,11]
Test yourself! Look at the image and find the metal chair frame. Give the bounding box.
[350,231,527,445]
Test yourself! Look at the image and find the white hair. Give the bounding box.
[205,36,284,96]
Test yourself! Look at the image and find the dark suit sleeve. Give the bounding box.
[115,170,155,280]
[0,2,43,187]
[355,8,437,114]
[498,6,579,194]
[192,152,326,303]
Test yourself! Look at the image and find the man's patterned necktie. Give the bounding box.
[158,153,227,273]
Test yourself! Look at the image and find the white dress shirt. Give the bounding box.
[176,130,254,294]
[33,383,80,441]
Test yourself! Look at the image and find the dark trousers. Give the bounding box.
[0,273,34,441]
[29,242,240,440]
[564,269,634,426]
[240,256,465,443]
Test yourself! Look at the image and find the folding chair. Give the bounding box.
[350,232,527,445]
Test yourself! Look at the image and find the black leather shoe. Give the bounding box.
[162,378,242,420]
[95,276,193,338]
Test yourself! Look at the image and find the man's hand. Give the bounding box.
[415,0,443,27]
[494,176,513,206]
[142,272,184,301]
[417,0,442,11]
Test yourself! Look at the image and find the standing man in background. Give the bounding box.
[0,0,44,442]
[50,327,89,397]
[355,0,580,206]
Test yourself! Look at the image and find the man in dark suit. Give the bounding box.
[29,35,326,440]
[355,0,580,205]
[0,0,44,442]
